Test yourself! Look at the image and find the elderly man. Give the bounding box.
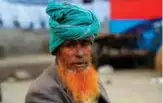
[25,1,110,103]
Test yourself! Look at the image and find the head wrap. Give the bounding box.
[46,0,100,54]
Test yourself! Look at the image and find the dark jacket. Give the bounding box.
[25,64,110,103]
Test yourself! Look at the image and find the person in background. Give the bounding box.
[25,0,110,103]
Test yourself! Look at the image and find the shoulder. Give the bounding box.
[98,80,111,103]
[25,64,64,103]
[28,64,59,92]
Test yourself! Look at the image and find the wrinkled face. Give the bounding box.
[56,39,92,72]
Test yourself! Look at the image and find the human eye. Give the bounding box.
[81,40,91,46]
[63,41,75,48]
[64,42,72,47]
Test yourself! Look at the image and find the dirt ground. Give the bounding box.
[99,69,162,103]
[0,68,162,103]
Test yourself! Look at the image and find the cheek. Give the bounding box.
[84,47,92,58]
[59,49,74,61]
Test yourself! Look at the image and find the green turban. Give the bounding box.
[46,0,100,55]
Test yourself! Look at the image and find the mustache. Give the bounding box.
[72,59,89,64]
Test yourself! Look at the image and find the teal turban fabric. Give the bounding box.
[46,0,100,54]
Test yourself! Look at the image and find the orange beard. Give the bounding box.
[57,64,99,103]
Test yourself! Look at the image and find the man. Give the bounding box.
[25,1,110,103]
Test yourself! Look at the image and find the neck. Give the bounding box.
[57,63,99,103]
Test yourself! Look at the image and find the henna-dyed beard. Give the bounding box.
[57,64,99,103]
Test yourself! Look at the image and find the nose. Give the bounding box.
[75,44,84,58]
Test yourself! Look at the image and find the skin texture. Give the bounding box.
[55,39,99,102]
[56,39,92,72]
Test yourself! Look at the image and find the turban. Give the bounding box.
[46,0,100,54]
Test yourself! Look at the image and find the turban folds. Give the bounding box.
[46,0,100,54]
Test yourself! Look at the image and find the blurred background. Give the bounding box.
[0,0,162,103]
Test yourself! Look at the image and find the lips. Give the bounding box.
[72,61,88,68]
